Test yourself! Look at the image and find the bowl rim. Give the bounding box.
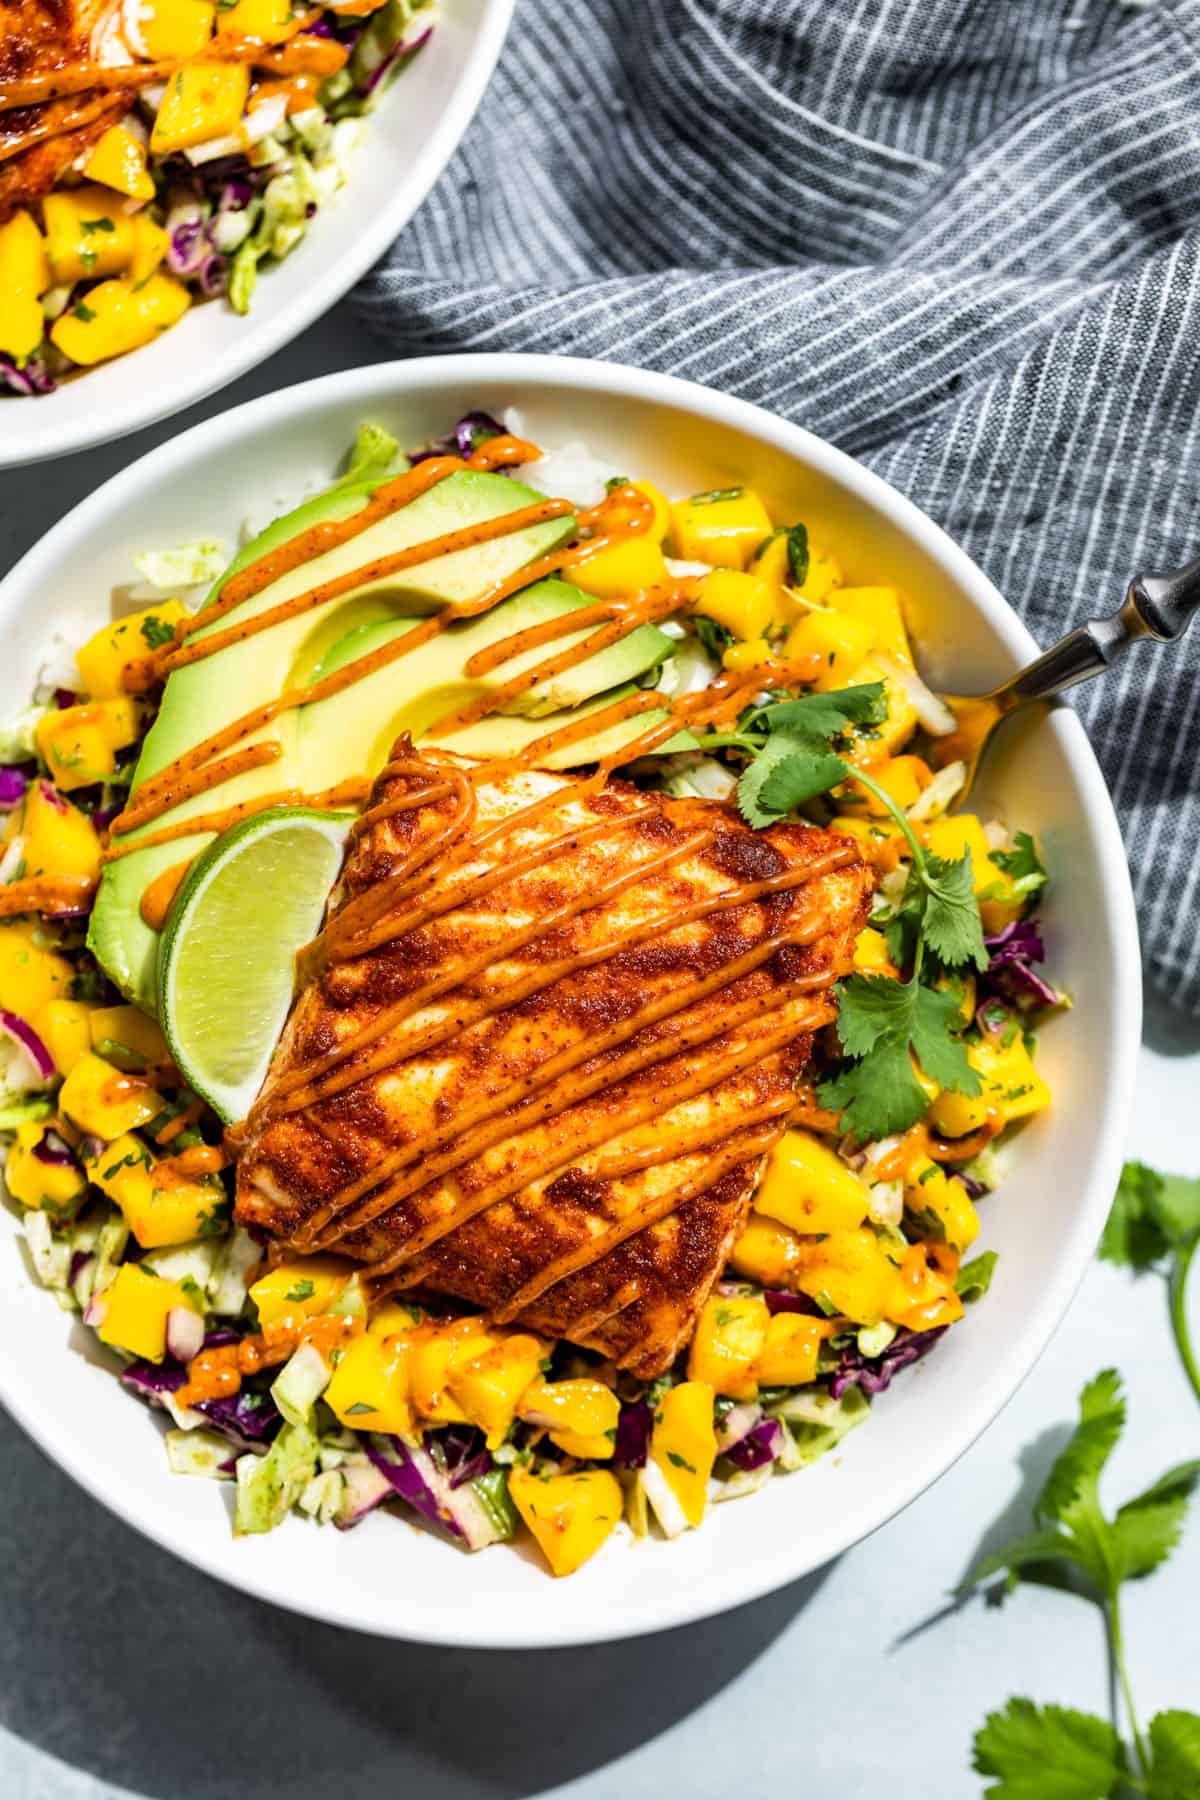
[0,354,1143,1645]
[0,0,516,472]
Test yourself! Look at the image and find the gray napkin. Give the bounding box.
[358,0,1200,1013]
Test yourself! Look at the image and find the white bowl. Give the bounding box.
[0,0,513,470]
[0,355,1141,1646]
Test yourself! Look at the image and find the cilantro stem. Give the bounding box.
[843,763,927,869]
[1108,1587,1149,1779]
[1169,1236,1200,1407]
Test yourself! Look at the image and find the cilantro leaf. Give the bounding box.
[1037,1368,1125,1531]
[994,831,1048,903]
[139,613,177,651]
[1109,1460,1200,1581]
[956,1249,998,1305]
[692,615,732,663]
[744,683,887,743]
[1147,1711,1200,1799]
[738,731,849,827]
[784,522,809,586]
[910,982,982,1090]
[921,850,989,970]
[818,1034,929,1141]
[1100,1163,1170,1271]
[825,971,912,1059]
[972,1698,1127,1800]
[1099,1163,1200,1406]
[817,973,980,1140]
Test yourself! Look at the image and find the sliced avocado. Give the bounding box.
[299,614,692,773]
[89,467,577,1011]
[471,577,672,717]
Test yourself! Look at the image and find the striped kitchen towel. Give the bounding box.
[358,0,1200,1014]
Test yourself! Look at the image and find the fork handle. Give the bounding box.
[1004,553,1200,706]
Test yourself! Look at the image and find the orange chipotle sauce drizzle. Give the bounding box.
[177,1311,360,1409]
[101,429,866,1325]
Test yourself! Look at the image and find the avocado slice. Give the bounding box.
[89,466,579,1010]
[298,612,690,774]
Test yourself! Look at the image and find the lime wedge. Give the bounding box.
[158,808,352,1124]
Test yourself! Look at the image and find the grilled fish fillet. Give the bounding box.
[0,0,123,219]
[236,746,872,1375]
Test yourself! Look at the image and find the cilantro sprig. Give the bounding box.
[1101,1162,1200,1408]
[959,1370,1200,1796]
[726,684,988,1141]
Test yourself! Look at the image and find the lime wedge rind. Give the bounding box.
[158,807,352,1124]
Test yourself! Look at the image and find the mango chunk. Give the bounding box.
[927,1031,1050,1139]
[150,61,251,155]
[214,0,294,42]
[572,534,669,600]
[249,1255,349,1326]
[0,211,50,359]
[649,1380,716,1529]
[130,215,170,287]
[722,637,774,672]
[668,487,773,569]
[449,1333,545,1448]
[834,587,912,666]
[87,1134,224,1249]
[629,479,671,543]
[687,1292,769,1399]
[82,126,156,201]
[76,601,187,700]
[903,1156,980,1253]
[729,1210,806,1287]
[59,1050,160,1139]
[756,1311,826,1386]
[5,1121,87,1219]
[51,273,191,368]
[0,917,74,1017]
[792,1226,897,1325]
[36,698,142,792]
[695,569,774,641]
[139,0,216,59]
[508,1466,623,1577]
[324,1330,412,1435]
[517,1375,620,1459]
[88,1003,170,1070]
[96,1262,194,1362]
[852,926,897,976]
[887,1243,964,1332]
[756,1129,870,1238]
[43,185,138,285]
[21,781,102,885]
[409,1317,497,1424]
[785,607,875,687]
[32,998,93,1075]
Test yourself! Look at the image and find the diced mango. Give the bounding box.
[410,1317,497,1423]
[572,533,670,599]
[139,0,216,59]
[793,1227,898,1325]
[650,1381,717,1528]
[508,1466,622,1577]
[903,1156,980,1252]
[784,607,876,688]
[96,1262,194,1362]
[60,1052,160,1139]
[927,1031,1050,1139]
[834,587,912,665]
[32,998,93,1075]
[249,1255,350,1326]
[0,211,50,360]
[36,698,142,792]
[150,61,251,155]
[448,1332,545,1449]
[756,1129,871,1238]
[87,1133,224,1249]
[89,1004,170,1069]
[214,0,294,41]
[830,812,906,873]
[5,1121,87,1219]
[323,1329,412,1435]
[82,125,156,202]
[517,1375,620,1459]
[722,638,774,672]
[43,185,137,285]
[798,543,844,606]
[129,215,170,287]
[687,1291,769,1399]
[729,1211,806,1287]
[76,601,187,700]
[853,926,897,976]
[748,529,794,595]
[756,1311,826,1386]
[21,781,102,885]
[886,1242,964,1332]
[668,487,773,569]
[850,754,929,817]
[51,272,191,368]
[0,917,73,1017]
[630,479,671,543]
[920,815,1025,936]
[366,1297,425,1336]
[842,657,918,753]
[694,569,775,641]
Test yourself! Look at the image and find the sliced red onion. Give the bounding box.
[196,252,229,298]
[714,1400,762,1455]
[37,779,68,815]
[83,1292,108,1328]
[165,1307,205,1363]
[80,1134,106,1161]
[0,1010,56,1083]
[165,208,210,277]
[764,1289,824,1317]
[32,1129,78,1168]
[54,687,79,710]
[363,23,433,94]
[0,767,29,810]
[336,1460,394,1529]
[955,1169,989,1200]
[613,1398,652,1468]
[724,1417,784,1472]
[0,352,56,397]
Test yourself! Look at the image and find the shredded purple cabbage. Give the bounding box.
[31,1129,78,1169]
[196,1387,282,1447]
[0,352,56,397]
[613,1398,653,1468]
[427,1423,490,1490]
[763,1289,825,1317]
[979,919,1062,1013]
[828,1325,947,1400]
[364,22,433,95]
[0,766,28,809]
[955,1168,989,1201]
[364,1436,466,1540]
[724,1417,784,1472]
[408,410,508,465]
